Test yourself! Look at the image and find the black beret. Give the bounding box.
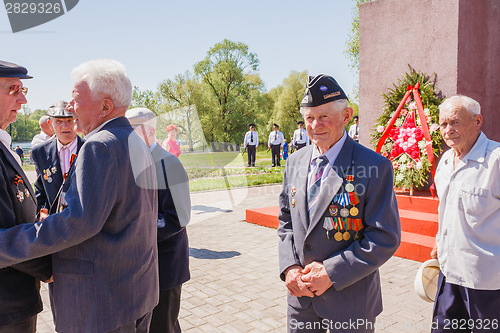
[248,123,256,127]
[300,74,348,107]
[0,60,32,79]
[47,101,73,118]
[297,120,304,125]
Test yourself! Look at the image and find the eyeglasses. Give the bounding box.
[8,85,28,96]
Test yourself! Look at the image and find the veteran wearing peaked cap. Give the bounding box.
[31,101,84,217]
[278,74,400,332]
[0,60,52,332]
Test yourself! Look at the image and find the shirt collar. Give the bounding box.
[56,136,78,152]
[84,118,118,140]
[0,129,11,149]
[461,132,487,164]
[311,131,347,166]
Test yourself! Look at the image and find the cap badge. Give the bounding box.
[319,86,328,92]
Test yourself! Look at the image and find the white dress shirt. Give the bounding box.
[292,128,309,146]
[309,131,347,187]
[435,132,500,289]
[268,130,284,147]
[244,130,259,148]
[0,129,22,166]
[31,131,52,148]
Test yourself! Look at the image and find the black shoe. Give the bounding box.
[272,164,276,167]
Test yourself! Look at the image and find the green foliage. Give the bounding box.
[10,106,45,142]
[194,39,270,148]
[371,66,444,190]
[345,0,373,100]
[270,70,309,140]
[157,72,205,151]
[130,86,159,113]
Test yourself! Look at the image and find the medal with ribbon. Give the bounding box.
[13,174,26,202]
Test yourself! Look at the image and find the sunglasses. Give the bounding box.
[8,85,28,96]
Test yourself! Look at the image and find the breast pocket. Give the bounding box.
[459,184,496,227]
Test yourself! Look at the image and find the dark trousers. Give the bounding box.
[271,144,281,166]
[107,311,152,333]
[0,316,35,333]
[432,272,500,333]
[247,145,256,166]
[149,285,182,333]
[296,143,307,150]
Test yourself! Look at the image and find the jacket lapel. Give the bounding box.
[307,137,354,234]
[0,143,36,203]
[293,147,313,230]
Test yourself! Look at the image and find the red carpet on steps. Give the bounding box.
[245,194,439,262]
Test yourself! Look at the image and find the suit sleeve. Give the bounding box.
[0,140,119,267]
[277,162,301,281]
[323,157,401,291]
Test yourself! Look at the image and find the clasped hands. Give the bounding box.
[285,262,333,297]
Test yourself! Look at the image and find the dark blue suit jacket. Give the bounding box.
[152,144,191,290]
[0,143,52,326]
[31,136,84,216]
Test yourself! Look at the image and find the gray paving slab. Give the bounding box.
[35,184,434,332]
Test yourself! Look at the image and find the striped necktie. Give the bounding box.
[307,156,329,218]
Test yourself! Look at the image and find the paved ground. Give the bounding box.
[33,183,434,332]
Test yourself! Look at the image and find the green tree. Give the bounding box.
[11,105,40,142]
[270,70,309,140]
[194,39,263,150]
[345,0,373,100]
[157,72,204,151]
[130,86,160,113]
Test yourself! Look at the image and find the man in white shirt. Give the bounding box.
[430,95,500,332]
[348,116,359,142]
[243,123,258,167]
[31,115,53,148]
[292,120,309,150]
[267,123,284,167]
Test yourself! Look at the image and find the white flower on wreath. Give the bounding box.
[416,161,423,170]
[395,118,403,127]
[395,173,405,182]
[429,123,439,132]
[377,125,385,133]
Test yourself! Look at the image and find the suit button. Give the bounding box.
[304,244,312,251]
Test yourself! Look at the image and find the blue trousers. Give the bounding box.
[432,272,500,333]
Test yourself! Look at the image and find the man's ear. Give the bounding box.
[100,98,114,117]
[343,107,354,124]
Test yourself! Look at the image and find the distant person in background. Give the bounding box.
[282,139,289,160]
[292,120,309,150]
[30,101,84,217]
[126,108,191,333]
[15,145,24,165]
[267,123,284,167]
[348,115,359,142]
[244,123,258,167]
[0,60,52,333]
[31,115,53,148]
[162,124,181,158]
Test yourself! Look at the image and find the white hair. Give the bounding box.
[71,59,132,109]
[439,95,481,116]
[299,99,349,115]
[39,115,50,125]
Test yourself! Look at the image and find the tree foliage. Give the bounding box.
[194,39,267,149]
[270,70,309,140]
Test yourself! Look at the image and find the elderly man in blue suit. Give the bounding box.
[0,60,52,332]
[31,101,84,217]
[278,74,401,332]
[126,108,191,333]
[0,59,158,333]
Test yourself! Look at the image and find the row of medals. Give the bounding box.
[14,174,30,203]
[43,166,58,183]
[327,179,359,241]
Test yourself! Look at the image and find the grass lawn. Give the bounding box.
[180,149,287,192]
